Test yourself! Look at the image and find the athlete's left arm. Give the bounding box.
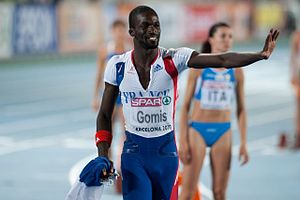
[235,69,249,166]
[188,29,279,68]
[96,83,119,157]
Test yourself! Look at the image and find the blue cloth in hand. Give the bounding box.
[79,156,111,187]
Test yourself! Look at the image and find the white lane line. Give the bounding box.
[1,99,86,118]
[0,139,57,156]
[245,96,292,110]
[247,107,294,127]
[0,109,93,134]
[230,106,294,131]
[0,128,92,156]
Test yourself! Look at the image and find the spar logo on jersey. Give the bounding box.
[122,89,171,103]
[131,97,162,107]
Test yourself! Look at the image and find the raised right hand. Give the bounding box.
[261,29,280,59]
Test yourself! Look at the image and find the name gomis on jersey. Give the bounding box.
[129,95,172,133]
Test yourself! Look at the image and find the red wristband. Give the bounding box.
[95,130,112,146]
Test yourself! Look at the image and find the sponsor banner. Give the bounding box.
[57,2,102,53]
[0,3,13,59]
[12,5,57,55]
[183,4,218,43]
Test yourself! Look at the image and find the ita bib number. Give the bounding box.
[201,80,234,110]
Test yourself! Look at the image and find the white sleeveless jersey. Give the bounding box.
[104,47,194,138]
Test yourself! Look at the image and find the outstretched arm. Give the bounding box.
[188,29,280,68]
[96,82,119,157]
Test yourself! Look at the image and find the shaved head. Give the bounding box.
[129,5,158,28]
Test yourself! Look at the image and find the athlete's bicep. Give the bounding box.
[188,51,226,68]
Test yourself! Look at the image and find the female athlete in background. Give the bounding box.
[179,22,249,200]
[92,19,130,113]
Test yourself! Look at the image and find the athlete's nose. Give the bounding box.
[148,25,159,35]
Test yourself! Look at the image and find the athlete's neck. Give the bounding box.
[133,45,158,69]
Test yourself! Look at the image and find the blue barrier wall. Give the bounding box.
[12,5,57,55]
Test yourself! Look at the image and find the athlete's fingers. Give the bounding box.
[263,32,271,52]
[272,29,278,41]
[186,155,192,164]
[242,154,249,165]
[102,168,107,177]
[179,150,186,163]
[109,160,114,173]
[271,29,276,40]
[239,152,249,166]
[185,151,192,164]
[239,154,244,165]
[269,28,273,38]
[180,153,188,164]
[179,148,191,164]
[274,30,280,41]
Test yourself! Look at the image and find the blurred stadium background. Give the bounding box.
[0,0,298,58]
[1,0,300,200]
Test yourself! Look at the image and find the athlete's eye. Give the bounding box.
[141,22,150,29]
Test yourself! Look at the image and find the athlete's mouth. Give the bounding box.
[147,35,159,42]
[149,36,157,40]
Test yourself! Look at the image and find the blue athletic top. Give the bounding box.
[194,68,236,110]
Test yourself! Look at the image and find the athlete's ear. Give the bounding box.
[208,37,214,47]
[129,28,135,37]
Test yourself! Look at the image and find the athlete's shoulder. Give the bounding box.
[159,47,194,58]
[104,50,132,86]
[159,47,195,73]
[234,68,244,81]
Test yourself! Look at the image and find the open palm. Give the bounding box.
[261,29,280,59]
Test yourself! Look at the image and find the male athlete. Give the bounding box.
[94,5,279,200]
